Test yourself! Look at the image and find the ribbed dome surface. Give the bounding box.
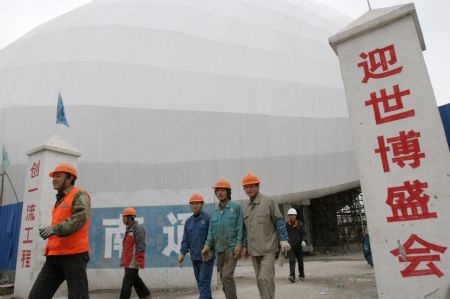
[0,0,358,204]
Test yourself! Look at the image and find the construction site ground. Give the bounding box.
[47,252,377,299]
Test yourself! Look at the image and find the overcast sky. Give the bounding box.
[0,0,448,105]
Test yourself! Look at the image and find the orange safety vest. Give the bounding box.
[45,187,90,256]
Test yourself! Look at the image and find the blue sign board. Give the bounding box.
[88,204,214,268]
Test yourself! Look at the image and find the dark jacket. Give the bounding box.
[286,220,305,247]
[181,211,210,261]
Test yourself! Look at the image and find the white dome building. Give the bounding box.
[0,0,359,292]
[0,0,357,205]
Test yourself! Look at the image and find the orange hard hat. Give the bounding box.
[213,179,231,189]
[49,163,78,179]
[122,207,137,217]
[189,193,204,203]
[242,172,260,186]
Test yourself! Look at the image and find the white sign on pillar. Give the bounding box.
[14,135,81,299]
[329,4,450,299]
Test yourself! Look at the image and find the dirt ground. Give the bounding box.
[82,252,377,299]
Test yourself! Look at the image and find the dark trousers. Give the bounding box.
[28,252,90,299]
[289,246,304,278]
[119,268,151,299]
[192,259,214,299]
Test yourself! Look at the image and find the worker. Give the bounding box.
[119,207,151,299]
[178,193,214,299]
[285,208,306,283]
[241,172,290,299]
[29,163,91,299]
[202,179,244,299]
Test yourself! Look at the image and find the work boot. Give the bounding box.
[288,275,295,283]
[299,274,305,281]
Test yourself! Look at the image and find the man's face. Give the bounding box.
[288,215,297,222]
[244,184,259,198]
[52,172,69,190]
[190,202,203,214]
[215,188,229,202]
[122,215,129,225]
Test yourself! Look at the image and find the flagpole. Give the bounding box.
[0,172,4,205]
[366,0,372,10]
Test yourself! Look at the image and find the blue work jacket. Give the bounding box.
[180,211,210,261]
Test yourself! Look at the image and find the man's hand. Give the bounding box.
[201,245,212,262]
[177,255,185,266]
[241,247,249,259]
[39,226,54,240]
[233,245,242,259]
[301,240,307,248]
[280,240,291,255]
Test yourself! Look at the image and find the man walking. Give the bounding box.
[178,193,214,299]
[120,207,151,299]
[285,208,306,283]
[241,172,290,299]
[202,179,244,299]
[29,163,91,299]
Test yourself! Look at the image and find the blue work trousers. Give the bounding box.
[192,259,214,299]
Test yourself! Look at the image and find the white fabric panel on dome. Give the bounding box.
[0,62,348,117]
[1,28,342,87]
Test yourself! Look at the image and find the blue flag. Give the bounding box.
[56,92,69,127]
[2,145,9,174]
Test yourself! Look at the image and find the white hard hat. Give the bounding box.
[287,208,297,215]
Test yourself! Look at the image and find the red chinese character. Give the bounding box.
[30,160,40,178]
[357,44,403,83]
[374,130,425,172]
[23,227,33,244]
[391,234,447,278]
[365,85,415,124]
[21,250,32,268]
[25,204,36,221]
[386,180,437,222]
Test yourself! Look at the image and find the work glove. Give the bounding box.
[301,240,307,248]
[201,245,212,262]
[177,254,185,266]
[39,226,54,240]
[279,240,291,255]
[233,245,242,259]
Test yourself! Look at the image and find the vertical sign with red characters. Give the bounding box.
[15,135,81,299]
[330,4,450,298]
[17,160,41,271]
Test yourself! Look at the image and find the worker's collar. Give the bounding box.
[288,219,299,228]
[218,199,230,210]
[56,186,74,200]
[193,211,204,217]
[248,193,261,205]
[127,220,137,229]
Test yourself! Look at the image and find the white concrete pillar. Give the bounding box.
[329,4,450,298]
[14,135,81,299]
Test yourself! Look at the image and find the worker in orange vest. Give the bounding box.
[29,163,91,299]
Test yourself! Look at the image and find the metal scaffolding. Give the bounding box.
[309,187,366,254]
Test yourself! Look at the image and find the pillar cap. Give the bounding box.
[26,134,81,157]
[329,3,424,53]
